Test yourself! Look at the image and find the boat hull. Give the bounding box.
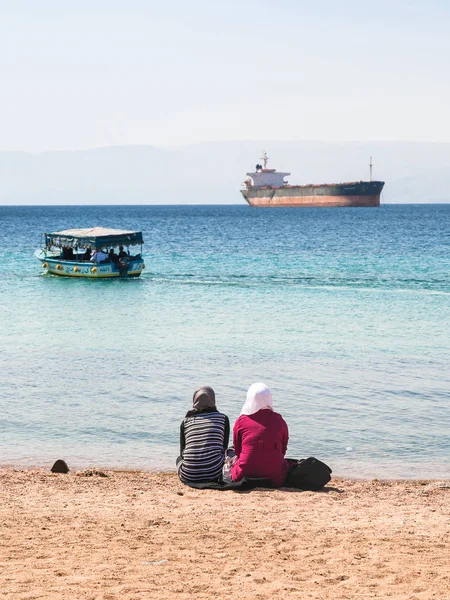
[241,181,384,207]
[35,251,145,278]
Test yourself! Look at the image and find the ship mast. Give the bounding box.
[369,156,373,182]
[261,151,269,169]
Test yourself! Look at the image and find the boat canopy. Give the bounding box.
[45,227,144,250]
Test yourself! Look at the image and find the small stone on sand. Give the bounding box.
[51,459,69,474]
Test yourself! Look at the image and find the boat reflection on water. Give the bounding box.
[35,227,145,278]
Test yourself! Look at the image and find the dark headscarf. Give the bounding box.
[185,386,216,417]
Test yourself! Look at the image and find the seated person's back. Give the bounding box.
[177,386,230,484]
[231,382,289,487]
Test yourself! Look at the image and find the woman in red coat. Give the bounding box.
[230,382,289,488]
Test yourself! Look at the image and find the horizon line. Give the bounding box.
[1,202,449,208]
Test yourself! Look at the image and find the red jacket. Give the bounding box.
[231,409,289,487]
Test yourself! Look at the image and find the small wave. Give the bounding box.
[144,272,450,294]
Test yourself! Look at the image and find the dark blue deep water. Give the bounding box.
[0,204,449,478]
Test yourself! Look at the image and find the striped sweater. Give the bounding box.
[177,410,230,483]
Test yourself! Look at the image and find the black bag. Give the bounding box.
[284,457,332,491]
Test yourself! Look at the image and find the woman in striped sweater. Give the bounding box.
[177,386,230,484]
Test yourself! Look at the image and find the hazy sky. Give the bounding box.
[1,0,449,152]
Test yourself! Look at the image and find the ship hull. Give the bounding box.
[241,181,384,207]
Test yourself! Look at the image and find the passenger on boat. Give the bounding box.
[62,246,75,260]
[82,247,92,261]
[118,245,128,259]
[176,386,230,484]
[90,249,108,263]
[227,382,289,488]
[108,248,118,263]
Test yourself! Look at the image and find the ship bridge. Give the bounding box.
[244,152,290,188]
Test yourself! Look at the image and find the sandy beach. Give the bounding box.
[0,468,449,600]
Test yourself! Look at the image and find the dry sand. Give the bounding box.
[0,468,449,600]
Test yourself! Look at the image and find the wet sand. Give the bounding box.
[1,468,449,599]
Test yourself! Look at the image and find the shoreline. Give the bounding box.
[2,463,450,483]
[1,468,449,599]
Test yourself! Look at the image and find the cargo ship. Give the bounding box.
[240,152,384,207]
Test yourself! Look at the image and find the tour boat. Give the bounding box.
[35,227,145,278]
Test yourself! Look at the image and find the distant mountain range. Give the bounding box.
[1,140,449,204]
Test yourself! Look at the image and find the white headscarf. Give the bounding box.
[240,382,274,416]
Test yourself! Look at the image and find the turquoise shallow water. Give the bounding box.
[0,204,449,478]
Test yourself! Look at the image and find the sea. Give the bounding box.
[0,204,449,479]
